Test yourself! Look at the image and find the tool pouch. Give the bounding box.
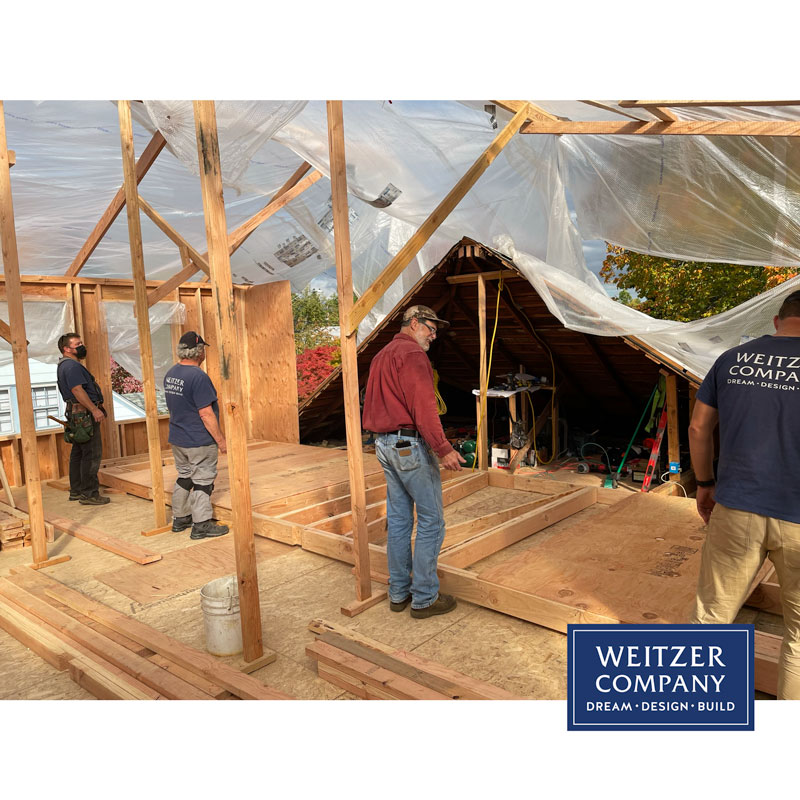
[65,410,94,445]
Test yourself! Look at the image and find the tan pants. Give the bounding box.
[690,503,800,700]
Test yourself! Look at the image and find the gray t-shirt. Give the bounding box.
[696,334,800,523]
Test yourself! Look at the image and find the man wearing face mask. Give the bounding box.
[362,305,466,619]
[56,332,110,505]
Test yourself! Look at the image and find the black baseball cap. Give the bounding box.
[179,331,209,348]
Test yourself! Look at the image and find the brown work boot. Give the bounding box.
[410,594,457,619]
[79,494,110,505]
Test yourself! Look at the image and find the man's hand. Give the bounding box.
[90,406,105,423]
[696,485,716,526]
[217,438,228,455]
[440,450,467,471]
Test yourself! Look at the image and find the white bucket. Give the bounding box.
[199,575,243,656]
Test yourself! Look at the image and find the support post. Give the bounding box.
[117,101,167,528]
[193,101,263,661]
[665,373,680,484]
[0,101,48,563]
[477,274,488,470]
[326,101,372,603]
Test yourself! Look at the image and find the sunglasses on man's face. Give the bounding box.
[418,320,438,336]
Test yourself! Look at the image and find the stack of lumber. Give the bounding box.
[0,509,29,551]
[307,618,521,700]
[0,568,291,700]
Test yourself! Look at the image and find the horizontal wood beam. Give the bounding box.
[521,119,800,136]
[493,100,560,122]
[347,103,532,335]
[578,101,644,121]
[619,100,800,108]
[65,131,167,278]
[446,269,524,284]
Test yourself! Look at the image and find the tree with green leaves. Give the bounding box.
[601,244,797,322]
[292,286,340,354]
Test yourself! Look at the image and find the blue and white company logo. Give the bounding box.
[567,624,754,731]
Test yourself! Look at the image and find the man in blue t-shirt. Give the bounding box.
[164,331,229,540]
[56,332,110,505]
[689,289,800,699]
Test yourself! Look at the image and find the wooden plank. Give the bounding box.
[0,595,161,699]
[619,100,800,109]
[754,630,780,697]
[665,373,680,482]
[29,555,72,570]
[306,640,450,700]
[348,103,531,334]
[309,619,519,699]
[146,166,320,308]
[341,589,388,617]
[0,102,48,563]
[118,102,168,528]
[442,489,578,545]
[0,578,215,699]
[137,194,210,274]
[521,119,800,136]
[226,170,323,253]
[327,101,372,604]
[14,497,161,564]
[477,274,488,469]
[37,575,290,699]
[439,487,597,568]
[446,270,522,284]
[193,101,263,662]
[65,131,167,277]
[67,657,159,700]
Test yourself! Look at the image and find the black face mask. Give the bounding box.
[74,345,87,359]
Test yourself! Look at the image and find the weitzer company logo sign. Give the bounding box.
[567,624,754,731]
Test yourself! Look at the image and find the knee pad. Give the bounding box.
[194,482,214,497]
[176,476,194,491]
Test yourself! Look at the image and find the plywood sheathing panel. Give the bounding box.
[479,492,704,624]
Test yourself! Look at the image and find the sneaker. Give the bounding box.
[190,519,230,540]
[68,492,83,501]
[389,595,412,612]
[171,515,193,532]
[410,594,457,619]
[79,494,111,506]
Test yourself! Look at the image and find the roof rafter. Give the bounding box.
[65,131,167,278]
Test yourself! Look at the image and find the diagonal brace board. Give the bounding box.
[347,103,531,335]
[65,131,167,277]
[146,164,321,306]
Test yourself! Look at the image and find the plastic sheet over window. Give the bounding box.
[0,301,68,366]
[102,301,185,386]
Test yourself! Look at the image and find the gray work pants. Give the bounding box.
[171,444,218,524]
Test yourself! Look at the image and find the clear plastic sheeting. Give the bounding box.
[102,301,185,386]
[0,301,69,366]
[4,100,800,380]
[562,133,800,267]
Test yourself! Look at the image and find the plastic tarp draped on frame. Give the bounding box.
[4,100,800,379]
[102,301,185,386]
[0,301,69,366]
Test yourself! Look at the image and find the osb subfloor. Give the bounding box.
[0,479,784,700]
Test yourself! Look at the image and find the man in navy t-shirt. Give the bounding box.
[164,331,228,540]
[689,289,800,699]
[56,332,110,505]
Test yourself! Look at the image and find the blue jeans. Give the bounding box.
[375,433,446,610]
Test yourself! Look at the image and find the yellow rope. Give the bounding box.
[433,368,447,415]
